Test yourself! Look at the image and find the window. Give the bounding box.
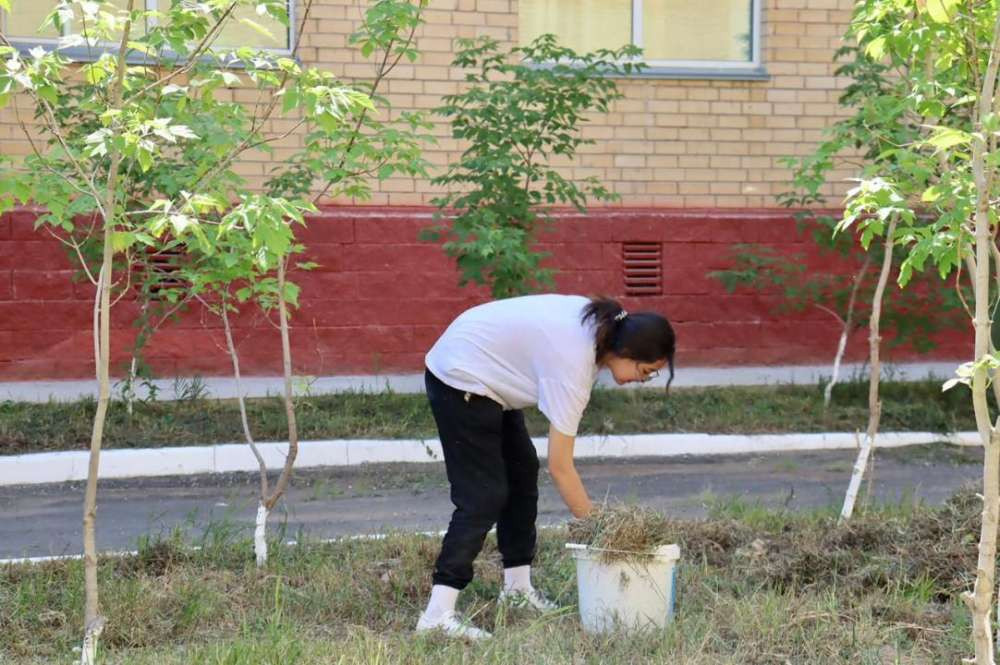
[519,0,764,79]
[2,1,291,56]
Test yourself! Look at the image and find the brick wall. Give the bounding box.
[0,0,934,381]
[1,0,860,208]
[0,207,967,380]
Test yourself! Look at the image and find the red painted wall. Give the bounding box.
[0,206,968,380]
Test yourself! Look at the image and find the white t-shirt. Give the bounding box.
[425,294,600,437]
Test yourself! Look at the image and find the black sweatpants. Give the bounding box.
[425,369,540,590]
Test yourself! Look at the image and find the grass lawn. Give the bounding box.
[0,379,988,455]
[1,492,982,664]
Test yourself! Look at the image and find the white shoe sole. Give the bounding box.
[415,616,491,641]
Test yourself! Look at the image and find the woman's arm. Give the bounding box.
[547,424,593,518]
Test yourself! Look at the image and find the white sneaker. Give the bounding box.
[415,610,492,641]
[498,587,559,612]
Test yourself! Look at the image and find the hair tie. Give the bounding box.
[614,310,628,322]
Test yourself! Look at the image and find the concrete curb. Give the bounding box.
[1,431,982,486]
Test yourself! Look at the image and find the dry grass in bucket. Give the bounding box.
[568,503,675,562]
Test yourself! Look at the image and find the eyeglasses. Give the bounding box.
[635,361,660,383]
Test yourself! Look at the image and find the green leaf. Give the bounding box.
[926,126,971,151]
[281,88,298,113]
[83,63,110,85]
[921,185,942,203]
[134,232,158,247]
[282,280,300,308]
[111,231,134,252]
[37,86,59,105]
[137,149,153,172]
[925,0,958,23]
[0,0,11,11]
[864,36,887,60]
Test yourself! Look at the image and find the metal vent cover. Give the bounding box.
[622,242,662,296]
[140,247,188,299]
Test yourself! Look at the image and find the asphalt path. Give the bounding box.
[0,443,983,560]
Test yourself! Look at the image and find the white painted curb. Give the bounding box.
[0,431,981,487]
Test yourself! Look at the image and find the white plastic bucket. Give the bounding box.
[566,543,680,634]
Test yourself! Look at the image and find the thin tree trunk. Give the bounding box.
[965,16,1000,662]
[219,296,271,567]
[240,259,301,567]
[81,260,110,665]
[826,331,850,409]
[254,502,269,567]
[987,245,1000,448]
[266,258,300,510]
[81,7,134,662]
[125,355,137,416]
[840,220,896,522]
[825,254,873,409]
[966,239,1000,652]
[987,244,1000,648]
[967,209,1000,665]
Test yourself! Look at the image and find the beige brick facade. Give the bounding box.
[1,0,860,208]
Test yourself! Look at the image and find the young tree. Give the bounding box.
[184,0,430,567]
[0,0,430,657]
[182,200,314,569]
[815,0,1000,659]
[839,210,899,521]
[426,35,642,298]
[716,0,972,523]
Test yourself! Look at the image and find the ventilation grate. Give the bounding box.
[623,242,662,296]
[138,247,189,300]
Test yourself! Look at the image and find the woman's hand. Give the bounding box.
[547,424,592,518]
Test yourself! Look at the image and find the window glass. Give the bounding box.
[5,5,60,39]
[643,0,752,61]
[6,1,290,50]
[519,0,631,54]
[157,1,287,49]
[518,0,755,64]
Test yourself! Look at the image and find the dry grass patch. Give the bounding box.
[0,491,987,663]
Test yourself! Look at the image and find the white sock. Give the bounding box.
[423,584,460,620]
[503,565,533,593]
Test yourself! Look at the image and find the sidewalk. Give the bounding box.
[0,360,971,486]
[1,445,982,561]
[0,361,963,402]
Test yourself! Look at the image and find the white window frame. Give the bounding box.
[628,0,764,78]
[1,1,295,62]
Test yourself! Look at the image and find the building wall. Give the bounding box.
[1,0,932,382]
[1,0,859,208]
[0,207,967,379]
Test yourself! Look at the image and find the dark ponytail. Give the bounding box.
[581,296,676,389]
